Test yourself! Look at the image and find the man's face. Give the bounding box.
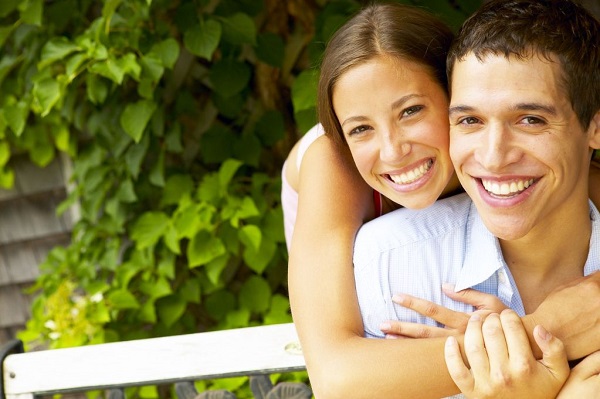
[449,53,599,240]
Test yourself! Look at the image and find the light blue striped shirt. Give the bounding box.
[354,193,600,338]
[353,193,600,398]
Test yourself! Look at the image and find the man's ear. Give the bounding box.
[589,109,600,150]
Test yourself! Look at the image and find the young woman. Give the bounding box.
[284,3,600,398]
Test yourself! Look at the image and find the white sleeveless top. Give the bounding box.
[281,124,325,251]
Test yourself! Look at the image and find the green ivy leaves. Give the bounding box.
[184,19,222,60]
[0,5,477,393]
[120,100,157,143]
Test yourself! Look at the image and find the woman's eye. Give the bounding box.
[348,125,371,136]
[402,105,424,117]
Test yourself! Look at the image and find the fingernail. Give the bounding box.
[392,294,405,303]
[538,325,551,341]
[380,322,391,331]
[446,336,456,347]
[442,283,455,291]
[385,334,399,340]
[470,313,481,322]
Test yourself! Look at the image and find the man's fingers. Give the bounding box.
[464,313,490,380]
[533,324,570,381]
[442,284,507,313]
[444,335,474,392]
[481,313,508,370]
[392,293,468,328]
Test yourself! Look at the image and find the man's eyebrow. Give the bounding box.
[448,105,474,116]
[513,103,557,115]
[448,103,557,116]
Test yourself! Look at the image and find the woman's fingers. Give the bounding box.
[379,320,451,338]
[392,293,469,329]
[442,284,507,312]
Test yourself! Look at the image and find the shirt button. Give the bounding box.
[498,271,507,284]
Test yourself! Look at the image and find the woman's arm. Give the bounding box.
[288,135,463,398]
[557,350,600,398]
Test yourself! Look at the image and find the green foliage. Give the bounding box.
[0,0,473,397]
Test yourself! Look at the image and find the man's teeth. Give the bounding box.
[389,159,433,185]
[482,178,534,196]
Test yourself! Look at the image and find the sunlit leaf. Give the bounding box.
[161,174,194,206]
[39,37,80,69]
[151,38,179,69]
[86,74,108,105]
[218,159,242,188]
[131,211,169,249]
[291,69,318,113]
[125,134,149,178]
[188,230,226,268]
[120,100,157,143]
[108,290,140,310]
[20,0,43,26]
[33,77,61,116]
[243,236,276,274]
[3,102,28,136]
[238,225,261,251]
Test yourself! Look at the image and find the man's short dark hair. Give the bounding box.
[448,0,600,130]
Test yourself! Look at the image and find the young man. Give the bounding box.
[353,0,600,397]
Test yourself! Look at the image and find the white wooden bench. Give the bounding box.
[0,323,309,399]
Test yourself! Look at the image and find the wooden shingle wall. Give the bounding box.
[0,154,74,345]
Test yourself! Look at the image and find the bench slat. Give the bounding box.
[3,323,305,396]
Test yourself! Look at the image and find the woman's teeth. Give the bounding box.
[389,159,433,185]
[482,178,534,196]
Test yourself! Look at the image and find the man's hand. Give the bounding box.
[524,272,600,360]
[445,310,569,399]
[380,284,507,338]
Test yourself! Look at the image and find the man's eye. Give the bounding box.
[522,116,544,125]
[458,116,480,125]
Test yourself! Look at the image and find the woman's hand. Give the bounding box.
[557,350,600,398]
[381,284,507,338]
[445,309,569,399]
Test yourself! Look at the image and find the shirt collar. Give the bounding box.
[455,201,505,291]
[584,199,600,276]
[455,199,600,291]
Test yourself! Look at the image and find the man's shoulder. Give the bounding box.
[355,193,473,249]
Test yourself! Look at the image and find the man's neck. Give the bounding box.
[499,202,592,313]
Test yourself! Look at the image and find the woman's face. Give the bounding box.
[332,55,455,209]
